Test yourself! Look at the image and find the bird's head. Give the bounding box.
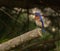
[35,12,40,17]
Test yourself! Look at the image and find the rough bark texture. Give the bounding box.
[0,28,42,51]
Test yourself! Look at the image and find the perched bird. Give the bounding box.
[35,12,45,32]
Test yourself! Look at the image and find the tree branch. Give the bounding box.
[0,28,41,51]
[0,8,21,24]
[22,35,60,51]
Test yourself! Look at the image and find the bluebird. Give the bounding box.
[35,12,45,32]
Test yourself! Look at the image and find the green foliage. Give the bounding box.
[0,7,60,51]
[0,9,36,43]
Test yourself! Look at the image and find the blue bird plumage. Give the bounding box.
[35,12,45,32]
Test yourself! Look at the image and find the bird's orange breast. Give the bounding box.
[35,16,40,21]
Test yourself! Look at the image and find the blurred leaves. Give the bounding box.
[0,7,36,43]
[0,6,60,51]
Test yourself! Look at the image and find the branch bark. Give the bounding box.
[22,37,60,50]
[0,28,41,51]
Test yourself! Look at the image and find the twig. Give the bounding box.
[0,8,21,24]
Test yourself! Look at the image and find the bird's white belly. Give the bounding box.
[35,20,42,27]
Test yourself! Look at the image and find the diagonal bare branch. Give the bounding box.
[0,28,41,51]
[0,8,21,24]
